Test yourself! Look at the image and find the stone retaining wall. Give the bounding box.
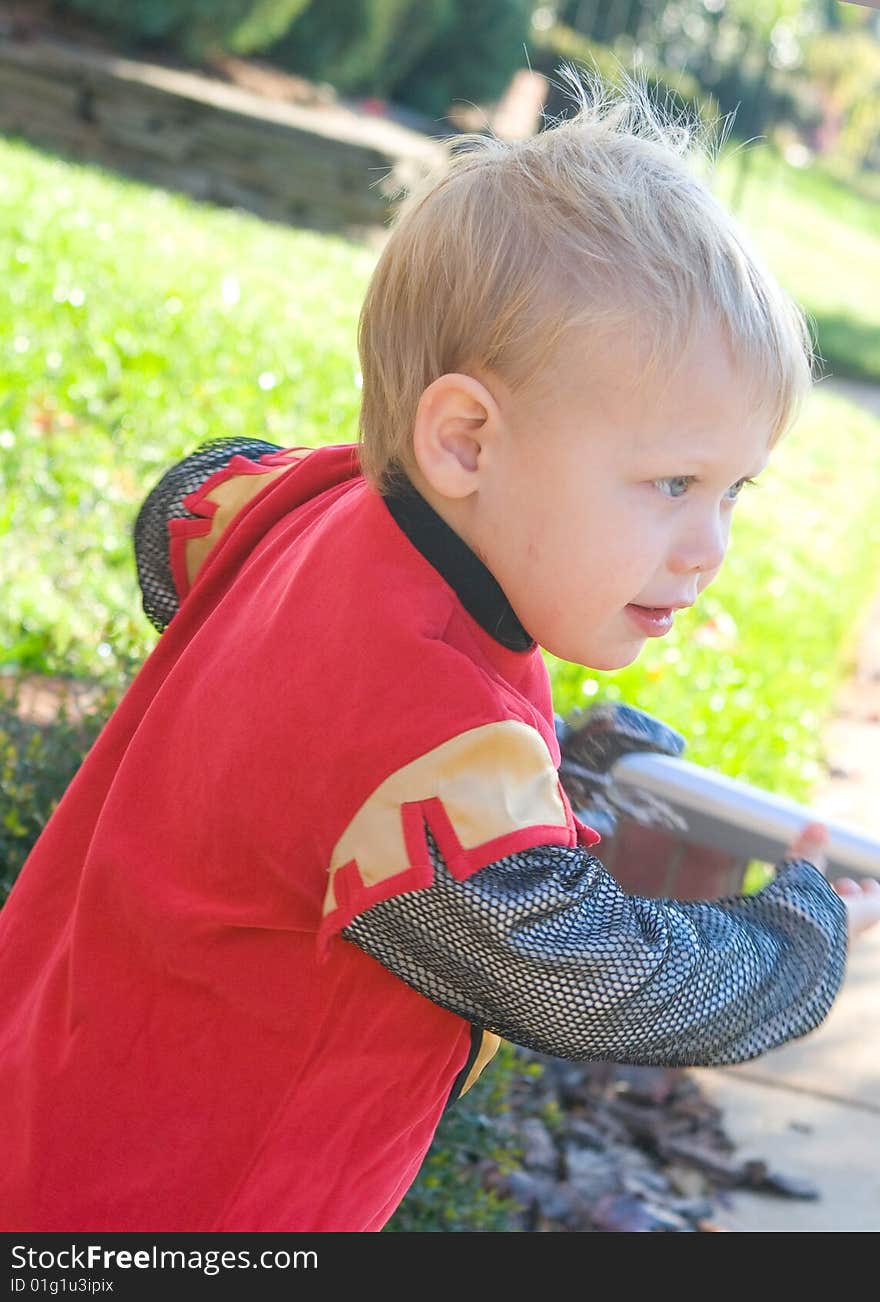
[0,36,445,237]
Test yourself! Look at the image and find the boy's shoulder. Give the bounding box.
[138,436,555,743]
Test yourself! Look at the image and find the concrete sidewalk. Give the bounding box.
[697,924,880,1232]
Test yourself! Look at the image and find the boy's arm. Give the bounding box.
[133,437,284,632]
[342,830,847,1069]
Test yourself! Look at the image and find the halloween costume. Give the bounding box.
[0,439,847,1232]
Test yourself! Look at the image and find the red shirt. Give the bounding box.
[0,444,590,1231]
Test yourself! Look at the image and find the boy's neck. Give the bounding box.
[381,473,535,653]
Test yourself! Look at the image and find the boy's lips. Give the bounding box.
[625,603,691,636]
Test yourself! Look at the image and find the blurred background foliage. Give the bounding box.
[267,0,537,121]
[52,0,313,59]
[49,0,880,186]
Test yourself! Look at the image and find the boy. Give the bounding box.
[1,68,878,1233]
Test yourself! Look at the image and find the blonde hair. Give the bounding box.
[357,62,817,494]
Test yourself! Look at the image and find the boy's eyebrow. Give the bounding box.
[700,451,771,480]
[649,457,770,480]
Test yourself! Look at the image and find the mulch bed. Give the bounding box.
[485,1052,818,1232]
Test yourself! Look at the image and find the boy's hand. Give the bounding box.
[784,821,880,942]
[835,876,880,941]
[784,821,830,875]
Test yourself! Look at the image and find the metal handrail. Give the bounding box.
[556,705,879,882]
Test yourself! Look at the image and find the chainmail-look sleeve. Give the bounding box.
[133,437,283,633]
[342,829,847,1068]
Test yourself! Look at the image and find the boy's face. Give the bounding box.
[411,321,774,671]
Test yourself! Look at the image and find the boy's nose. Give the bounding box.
[668,512,728,577]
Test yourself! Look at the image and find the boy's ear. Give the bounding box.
[412,372,502,499]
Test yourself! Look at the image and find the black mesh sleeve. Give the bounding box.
[342,829,848,1068]
[133,437,283,632]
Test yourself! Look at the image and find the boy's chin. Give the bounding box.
[542,632,644,672]
[586,647,643,672]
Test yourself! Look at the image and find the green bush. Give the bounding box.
[384,1042,529,1232]
[268,0,535,120]
[267,0,454,101]
[0,681,120,903]
[802,28,880,171]
[54,0,310,59]
[391,0,536,121]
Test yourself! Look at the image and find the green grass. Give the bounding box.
[2,130,880,826]
[714,141,880,384]
[0,135,375,682]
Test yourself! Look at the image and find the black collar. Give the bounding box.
[381,475,535,653]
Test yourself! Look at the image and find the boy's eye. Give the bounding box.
[654,475,694,498]
[654,475,759,501]
[725,476,758,502]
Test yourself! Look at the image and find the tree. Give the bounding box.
[54,0,312,59]
[394,0,536,119]
[268,0,455,99]
[802,24,880,168]
[271,0,536,120]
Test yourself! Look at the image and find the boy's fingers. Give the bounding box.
[787,821,827,842]
[783,821,829,874]
[833,878,862,895]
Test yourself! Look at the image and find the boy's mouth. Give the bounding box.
[625,604,675,637]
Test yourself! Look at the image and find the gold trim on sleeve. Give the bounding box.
[185,460,301,586]
[325,719,566,915]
